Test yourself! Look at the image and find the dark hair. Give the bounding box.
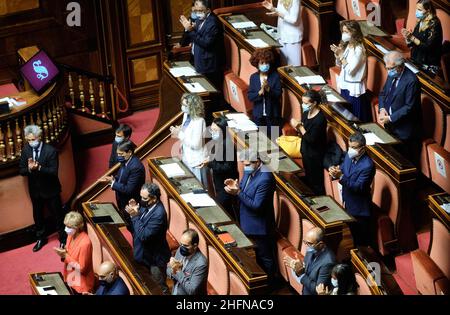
[195,0,211,9]
[418,0,436,15]
[349,132,366,147]
[141,183,161,199]
[332,264,358,295]
[116,124,132,138]
[302,89,326,106]
[212,116,228,134]
[117,140,135,153]
[340,20,365,48]
[250,48,275,69]
[183,228,199,245]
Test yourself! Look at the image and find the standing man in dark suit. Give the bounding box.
[125,183,171,294]
[284,227,336,295]
[179,0,225,91]
[19,125,66,252]
[224,149,277,284]
[109,124,134,169]
[329,132,375,246]
[167,229,208,295]
[100,141,145,229]
[378,50,422,166]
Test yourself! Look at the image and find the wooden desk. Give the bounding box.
[147,157,267,293]
[81,202,163,295]
[29,272,72,295]
[351,247,403,295]
[428,193,450,231]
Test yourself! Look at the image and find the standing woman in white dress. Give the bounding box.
[263,0,303,66]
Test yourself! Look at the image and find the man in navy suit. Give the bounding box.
[329,132,375,246]
[108,124,134,169]
[100,141,145,230]
[225,149,277,284]
[93,261,130,295]
[284,227,336,295]
[378,50,422,166]
[179,0,225,90]
[125,183,171,294]
[19,125,66,252]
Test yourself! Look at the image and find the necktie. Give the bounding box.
[183,115,191,129]
[140,208,149,220]
[243,175,252,191]
[118,165,125,182]
[384,78,398,114]
[34,148,39,160]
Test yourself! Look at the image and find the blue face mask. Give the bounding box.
[117,156,126,164]
[244,165,255,173]
[259,64,270,73]
[190,12,198,21]
[388,68,399,78]
[306,246,317,254]
[115,136,124,144]
[331,278,338,288]
[415,10,424,19]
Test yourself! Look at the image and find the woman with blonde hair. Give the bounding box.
[170,93,208,185]
[54,211,95,294]
[331,20,370,122]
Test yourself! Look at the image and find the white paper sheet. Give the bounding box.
[160,163,186,178]
[229,80,240,102]
[245,38,269,48]
[36,286,58,295]
[169,67,198,77]
[326,93,345,102]
[183,82,206,93]
[295,75,326,85]
[351,0,361,17]
[405,62,420,74]
[364,132,385,145]
[440,203,450,213]
[180,192,217,207]
[226,113,250,121]
[434,152,447,178]
[232,21,257,29]
[237,124,258,132]
[374,44,389,54]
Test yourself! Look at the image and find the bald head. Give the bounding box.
[97,261,118,282]
[305,227,324,244]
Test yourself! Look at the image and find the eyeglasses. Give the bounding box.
[303,240,316,247]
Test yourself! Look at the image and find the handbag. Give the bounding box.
[276,135,302,158]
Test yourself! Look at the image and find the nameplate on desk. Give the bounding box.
[181,192,216,208]
[169,67,198,78]
[245,38,269,48]
[183,82,206,93]
[294,75,326,85]
[90,203,125,225]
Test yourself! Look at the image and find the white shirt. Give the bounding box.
[337,44,367,97]
[33,141,43,160]
[260,74,268,116]
[178,114,208,168]
[276,0,303,44]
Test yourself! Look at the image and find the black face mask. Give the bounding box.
[99,280,108,287]
[179,245,191,257]
[139,199,150,208]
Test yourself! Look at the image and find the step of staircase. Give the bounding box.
[417,231,431,253]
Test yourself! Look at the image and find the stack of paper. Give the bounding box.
[169,67,198,77]
[226,113,250,121]
[36,286,58,295]
[0,97,27,107]
[180,192,216,207]
[245,38,269,48]
[183,82,206,93]
[160,163,186,178]
[231,21,257,29]
[326,93,345,102]
[364,132,385,146]
[405,62,420,74]
[294,75,326,85]
[374,44,389,54]
[440,203,450,214]
[226,113,258,131]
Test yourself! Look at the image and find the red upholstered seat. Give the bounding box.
[188,221,208,259]
[366,56,387,123]
[355,273,373,295]
[372,169,399,256]
[301,6,320,67]
[346,0,379,20]
[207,245,229,295]
[329,66,341,91]
[335,0,349,19]
[282,89,302,123]
[224,33,240,76]
[239,49,254,86]
[166,231,179,253]
[276,234,293,281]
[436,9,450,43]
[283,245,304,294]
[444,115,450,152]
[277,194,302,249]
[427,143,450,193]
[429,218,450,280]
[168,198,188,242]
[151,178,170,222]
[228,271,249,295]
[411,249,450,295]
[299,219,316,257]
[102,246,114,263]
[224,72,253,116]
[87,223,103,274]
[273,191,280,226]
[389,0,416,55]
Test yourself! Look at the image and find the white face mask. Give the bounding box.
[347,147,360,159]
[211,131,220,141]
[181,104,189,114]
[302,103,311,113]
[29,140,40,149]
[196,12,206,20]
[331,278,338,288]
[342,32,351,42]
[65,226,76,236]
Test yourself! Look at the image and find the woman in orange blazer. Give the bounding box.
[54,211,95,294]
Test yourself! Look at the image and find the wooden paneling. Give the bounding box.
[0,0,39,16]
[126,0,156,46]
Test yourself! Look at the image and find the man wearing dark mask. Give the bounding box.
[284,227,336,295]
[19,125,66,252]
[83,261,130,295]
[167,229,208,295]
[125,183,171,294]
[109,124,134,168]
[100,141,145,230]
[328,132,375,246]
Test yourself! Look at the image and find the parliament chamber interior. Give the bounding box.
[0,0,449,298]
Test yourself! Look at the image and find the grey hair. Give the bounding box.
[23,125,42,137]
[181,93,204,118]
[141,182,161,199]
[383,51,405,66]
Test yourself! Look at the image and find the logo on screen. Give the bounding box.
[33,61,49,81]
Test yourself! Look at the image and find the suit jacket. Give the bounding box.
[112,155,145,211]
[238,165,276,236]
[378,67,422,140]
[109,140,136,169]
[167,249,208,295]
[131,202,171,269]
[95,277,130,295]
[19,143,61,199]
[339,153,375,217]
[63,231,95,294]
[248,71,282,120]
[185,12,225,74]
[299,247,336,295]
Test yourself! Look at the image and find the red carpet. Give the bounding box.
[0,83,19,98]
[0,108,159,294]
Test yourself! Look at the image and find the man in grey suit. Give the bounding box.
[167,229,208,295]
[284,227,336,295]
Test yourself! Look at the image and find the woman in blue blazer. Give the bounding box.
[247,48,282,137]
